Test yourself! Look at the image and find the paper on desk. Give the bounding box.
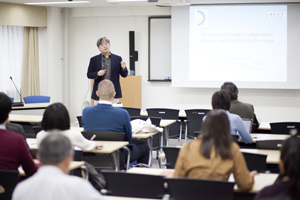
[131,118,163,134]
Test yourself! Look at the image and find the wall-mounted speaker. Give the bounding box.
[129,31,138,75]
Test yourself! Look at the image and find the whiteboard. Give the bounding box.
[148,16,171,81]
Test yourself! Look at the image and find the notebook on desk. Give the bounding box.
[242,119,253,133]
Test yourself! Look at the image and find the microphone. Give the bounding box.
[10,76,24,107]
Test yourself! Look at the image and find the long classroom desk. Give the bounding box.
[19,160,85,176]
[12,103,51,110]
[27,138,128,171]
[240,149,280,164]
[127,167,278,194]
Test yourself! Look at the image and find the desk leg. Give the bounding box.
[165,126,170,147]
[147,136,153,167]
[179,121,182,146]
[112,151,120,171]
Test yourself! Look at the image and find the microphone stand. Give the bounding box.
[10,77,24,107]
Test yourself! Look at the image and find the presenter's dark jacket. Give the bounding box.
[87,53,128,100]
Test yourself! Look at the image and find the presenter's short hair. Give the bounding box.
[221,82,238,100]
[41,103,70,131]
[0,92,12,124]
[38,133,73,165]
[97,37,110,47]
[212,90,231,111]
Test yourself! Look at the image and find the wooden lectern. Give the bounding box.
[90,76,141,108]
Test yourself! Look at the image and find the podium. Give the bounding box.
[120,76,141,108]
[90,76,141,108]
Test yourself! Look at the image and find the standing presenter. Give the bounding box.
[87,37,128,104]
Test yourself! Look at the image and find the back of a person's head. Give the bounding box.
[199,109,233,160]
[38,132,73,165]
[0,92,12,124]
[41,103,70,131]
[221,82,238,100]
[280,136,300,198]
[211,90,231,111]
[98,79,115,100]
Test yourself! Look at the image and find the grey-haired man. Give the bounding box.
[13,133,104,200]
[87,37,128,103]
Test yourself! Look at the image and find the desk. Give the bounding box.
[251,133,289,142]
[258,122,271,131]
[12,103,51,110]
[19,160,85,176]
[9,114,42,123]
[127,167,278,194]
[240,149,280,164]
[27,139,128,171]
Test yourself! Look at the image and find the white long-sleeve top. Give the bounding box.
[36,129,96,151]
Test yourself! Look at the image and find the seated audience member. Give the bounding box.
[36,103,96,151]
[12,133,104,200]
[82,79,149,164]
[205,90,253,143]
[254,136,300,200]
[221,82,260,132]
[174,110,257,192]
[0,92,37,176]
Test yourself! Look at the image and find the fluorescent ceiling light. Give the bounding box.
[25,1,90,5]
[106,0,147,2]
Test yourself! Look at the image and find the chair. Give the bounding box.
[256,140,284,150]
[121,107,141,117]
[242,152,267,172]
[9,97,14,103]
[232,135,239,143]
[166,177,234,200]
[101,171,165,199]
[184,109,211,143]
[270,122,300,135]
[162,147,180,169]
[77,116,83,127]
[23,95,50,104]
[146,108,181,145]
[81,131,130,170]
[32,126,42,135]
[0,170,18,200]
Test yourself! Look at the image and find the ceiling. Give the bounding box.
[1,0,300,8]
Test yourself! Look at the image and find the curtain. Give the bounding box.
[0,25,24,102]
[21,27,40,97]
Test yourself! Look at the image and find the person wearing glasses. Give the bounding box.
[87,37,128,104]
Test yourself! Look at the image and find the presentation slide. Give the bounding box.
[171,5,300,89]
[189,6,287,82]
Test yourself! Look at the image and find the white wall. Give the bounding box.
[61,5,300,123]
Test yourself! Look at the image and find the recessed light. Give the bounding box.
[24,1,90,5]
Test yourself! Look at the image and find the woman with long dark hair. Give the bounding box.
[174,109,257,192]
[36,103,96,151]
[255,136,300,199]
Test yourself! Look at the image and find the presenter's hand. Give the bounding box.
[121,61,126,70]
[97,70,106,76]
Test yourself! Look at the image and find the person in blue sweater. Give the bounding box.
[82,79,149,164]
[204,90,253,144]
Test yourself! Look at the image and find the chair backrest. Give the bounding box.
[146,108,180,138]
[232,135,239,143]
[146,108,179,120]
[166,177,234,200]
[32,126,42,135]
[81,131,125,141]
[270,122,300,135]
[23,95,50,104]
[185,109,211,138]
[242,152,267,172]
[0,170,19,200]
[121,107,141,117]
[9,97,14,103]
[163,147,180,169]
[256,140,284,150]
[102,171,165,199]
[77,116,83,127]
